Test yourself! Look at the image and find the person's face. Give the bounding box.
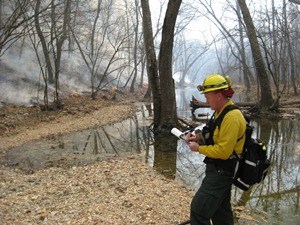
[204,91,221,110]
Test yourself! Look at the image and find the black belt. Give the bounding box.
[203,156,237,172]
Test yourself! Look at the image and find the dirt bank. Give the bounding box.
[0,93,140,152]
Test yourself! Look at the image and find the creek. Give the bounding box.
[1,88,299,224]
[175,88,300,225]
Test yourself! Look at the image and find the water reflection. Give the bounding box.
[0,103,153,170]
[152,133,178,179]
[174,87,300,224]
[231,118,299,224]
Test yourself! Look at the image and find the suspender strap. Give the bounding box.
[204,104,240,172]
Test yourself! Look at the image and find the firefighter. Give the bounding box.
[185,73,246,225]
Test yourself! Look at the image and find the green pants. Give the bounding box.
[190,164,234,225]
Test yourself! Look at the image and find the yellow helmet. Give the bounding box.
[197,74,232,93]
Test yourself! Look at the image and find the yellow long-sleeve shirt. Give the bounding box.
[199,100,246,160]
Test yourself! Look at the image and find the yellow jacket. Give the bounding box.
[199,100,246,160]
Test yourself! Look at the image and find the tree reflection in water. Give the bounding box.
[174,87,300,223]
[173,117,300,224]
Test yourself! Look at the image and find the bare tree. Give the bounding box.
[34,0,53,84]
[173,34,209,87]
[236,2,252,92]
[129,0,143,93]
[34,0,71,108]
[256,0,281,98]
[122,0,143,93]
[140,0,161,129]
[288,0,300,4]
[0,0,39,57]
[246,0,299,98]
[283,0,298,95]
[195,0,254,91]
[158,0,182,131]
[237,0,274,110]
[70,0,129,99]
[28,24,50,108]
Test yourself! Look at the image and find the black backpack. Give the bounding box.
[202,105,271,191]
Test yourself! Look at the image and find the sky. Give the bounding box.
[148,0,226,41]
[148,0,289,42]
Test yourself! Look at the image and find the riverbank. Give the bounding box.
[0,92,193,224]
[0,92,266,224]
[0,156,195,224]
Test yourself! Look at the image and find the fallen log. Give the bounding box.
[190,95,300,112]
[280,100,300,106]
[190,96,257,113]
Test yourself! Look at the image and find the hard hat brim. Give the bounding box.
[197,83,229,94]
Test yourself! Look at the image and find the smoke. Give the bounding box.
[0,46,91,106]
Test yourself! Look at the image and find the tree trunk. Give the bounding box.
[34,0,54,84]
[140,0,161,129]
[237,2,251,92]
[158,0,182,131]
[283,0,298,95]
[271,0,280,96]
[190,96,300,111]
[53,0,71,106]
[288,0,300,4]
[130,0,140,93]
[237,0,274,110]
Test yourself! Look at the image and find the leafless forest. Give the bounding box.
[0,0,299,112]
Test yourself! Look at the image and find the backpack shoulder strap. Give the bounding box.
[214,104,239,128]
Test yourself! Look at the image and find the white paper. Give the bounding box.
[171,128,184,139]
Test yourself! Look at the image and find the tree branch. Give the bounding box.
[288,0,300,5]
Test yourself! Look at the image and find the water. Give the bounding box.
[1,88,299,224]
[175,118,300,224]
[174,88,300,224]
[0,103,153,171]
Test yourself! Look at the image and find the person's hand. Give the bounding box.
[184,132,197,143]
[195,132,205,145]
[184,132,200,152]
[188,141,200,152]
